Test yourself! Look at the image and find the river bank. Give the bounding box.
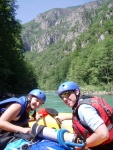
[82,91,113,95]
[0,90,113,101]
[48,90,113,96]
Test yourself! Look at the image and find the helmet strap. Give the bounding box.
[27,94,32,108]
[72,90,80,110]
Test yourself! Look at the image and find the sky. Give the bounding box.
[15,0,96,24]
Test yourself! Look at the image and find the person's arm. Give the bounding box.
[55,113,72,122]
[78,104,109,148]
[0,119,31,133]
[0,103,30,133]
[85,123,109,148]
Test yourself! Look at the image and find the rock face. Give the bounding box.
[21,0,109,52]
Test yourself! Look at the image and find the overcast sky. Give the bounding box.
[15,0,96,24]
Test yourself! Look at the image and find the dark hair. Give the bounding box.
[31,110,36,119]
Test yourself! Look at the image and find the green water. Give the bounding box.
[40,92,71,112]
[39,92,113,113]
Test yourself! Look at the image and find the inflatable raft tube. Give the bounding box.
[29,113,74,133]
[4,125,85,150]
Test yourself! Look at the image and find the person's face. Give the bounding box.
[30,96,43,110]
[60,90,79,108]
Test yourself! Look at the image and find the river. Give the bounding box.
[39,92,113,113]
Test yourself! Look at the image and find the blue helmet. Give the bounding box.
[29,89,46,103]
[57,81,80,95]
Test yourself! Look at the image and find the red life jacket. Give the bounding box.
[72,96,113,145]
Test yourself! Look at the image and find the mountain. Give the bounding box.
[22,1,100,52]
[22,0,113,91]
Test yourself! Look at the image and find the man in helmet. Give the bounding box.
[57,81,113,150]
[0,89,46,134]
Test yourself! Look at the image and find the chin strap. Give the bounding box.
[72,92,80,110]
[27,95,32,108]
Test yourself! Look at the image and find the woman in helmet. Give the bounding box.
[57,81,113,150]
[0,89,46,134]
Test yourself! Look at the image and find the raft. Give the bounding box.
[5,125,85,150]
[29,113,73,133]
[4,108,85,150]
[29,111,74,133]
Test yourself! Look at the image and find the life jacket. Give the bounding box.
[72,96,113,145]
[0,96,29,127]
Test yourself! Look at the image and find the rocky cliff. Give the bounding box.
[22,0,112,52]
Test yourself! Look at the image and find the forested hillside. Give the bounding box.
[1,0,113,96]
[0,0,37,97]
[24,0,113,92]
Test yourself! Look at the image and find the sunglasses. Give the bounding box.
[60,91,73,99]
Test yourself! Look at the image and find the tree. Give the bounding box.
[0,0,37,95]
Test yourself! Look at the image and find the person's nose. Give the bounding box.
[63,97,68,102]
[37,101,40,104]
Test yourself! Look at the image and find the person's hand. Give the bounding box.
[55,113,72,122]
[36,114,42,120]
[55,116,66,122]
[29,117,35,121]
[21,127,31,134]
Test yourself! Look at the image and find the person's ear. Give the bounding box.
[75,90,79,95]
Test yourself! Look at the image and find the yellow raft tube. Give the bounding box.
[29,112,74,133]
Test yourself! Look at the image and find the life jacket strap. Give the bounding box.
[108,123,113,131]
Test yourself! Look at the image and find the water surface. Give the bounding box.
[40,92,113,113]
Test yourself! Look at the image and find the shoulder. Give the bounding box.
[78,104,104,130]
[78,104,96,112]
[1,103,22,119]
[78,104,98,119]
[6,103,22,110]
[16,96,27,105]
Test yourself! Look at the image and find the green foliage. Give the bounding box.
[24,1,113,92]
[0,0,37,94]
[1,0,113,95]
